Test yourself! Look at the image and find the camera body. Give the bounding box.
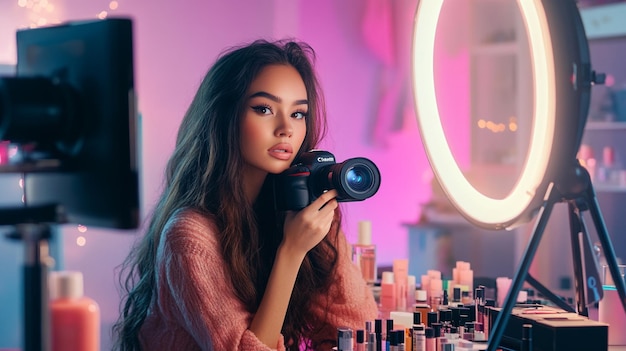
[275,150,381,211]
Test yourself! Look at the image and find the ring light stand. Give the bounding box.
[411,1,626,350]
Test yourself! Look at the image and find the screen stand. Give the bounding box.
[486,162,626,351]
[2,204,65,351]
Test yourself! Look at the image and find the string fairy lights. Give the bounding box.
[16,0,122,28]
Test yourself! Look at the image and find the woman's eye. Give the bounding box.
[293,111,308,119]
[252,105,273,115]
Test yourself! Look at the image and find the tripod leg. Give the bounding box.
[526,273,575,312]
[587,194,626,314]
[570,199,605,316]
[486,186,558,351]
[19,224,51,351]
[568,201,588,316]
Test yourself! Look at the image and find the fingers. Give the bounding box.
[313,189,339,212]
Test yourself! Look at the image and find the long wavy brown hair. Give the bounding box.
[112,39,342,350]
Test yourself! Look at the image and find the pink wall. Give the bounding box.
[0,0,471,348]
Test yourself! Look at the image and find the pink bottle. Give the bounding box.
[49,271,100,351]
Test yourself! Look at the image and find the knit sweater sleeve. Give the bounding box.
[154,209,286,351]
[309,230,379,347]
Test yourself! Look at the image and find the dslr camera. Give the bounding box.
[275,150,381,211]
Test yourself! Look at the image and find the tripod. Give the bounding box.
[2,204,65,351]
[486,162,626,351]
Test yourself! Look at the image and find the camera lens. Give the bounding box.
[331,157,380,201]
[346,165,373,193]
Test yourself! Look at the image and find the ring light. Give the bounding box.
[412,1,626,351]
[412,0,590,229]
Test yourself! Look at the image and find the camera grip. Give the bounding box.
[275,165,311,211]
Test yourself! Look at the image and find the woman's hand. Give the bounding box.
[250,190,338,347]
[281,189,338,259]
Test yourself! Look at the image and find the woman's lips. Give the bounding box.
[268,143,293,160]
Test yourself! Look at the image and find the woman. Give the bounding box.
[113,39,378,350]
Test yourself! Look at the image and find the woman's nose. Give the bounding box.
[275,114,293,137]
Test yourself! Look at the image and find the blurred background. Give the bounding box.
[1,0,625,349]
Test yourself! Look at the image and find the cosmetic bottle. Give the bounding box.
[440,289,450,310]
[412,324,426,351]
[356,329,365,351]
[427,311,438,327]
[483,299,495,339]
[337,327,353,351]
[429,277,443,311]
[420,274,431,301]
[425,327,435,351]
[374,319,383,351]
[393,259,409,311]
[407,275,416,312]
[385,319,394,351]
[380,271,396,318]
[413,289,430,325]
[49,270,100,351]
[352,220,377,285]
[597,146,617,184]
[474,286,485,325]
[367,332,377,351]
[396,329,406,351]
[454,261,473,299]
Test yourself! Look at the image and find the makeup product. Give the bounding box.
[389,311,413,331]
[457,339,474,351]
[438,309,452,334]
[385,318,394,350]
[367,332,377,351]
[441,289,449,309]
[431,323,443,351]
[421,274,431,301]
[404,326,412,351]
[439,337,454,351]
[414,289,430,325]
[407,275,416,311]
[474,286,484,326]
[353,220,377,285]
[380,271,396,317]
[483,299,495,339]
[473,329,486,343]
[337,327,353,351]
[452,287,462,306]
[427,311,438,327]
[455,262,473,299]
[461,290,472,305]
[396,329,406,351]
[489,306,608,351]
[393,259,409,312]
[356,329,365,351]
[425,327,435,351]
[429,277,443,311]
[375,319,383,351]
[49,271,100,351]
[412,324,426,351]
[496,277,512,307]
[389,330,399,351]
[521,324,532,351]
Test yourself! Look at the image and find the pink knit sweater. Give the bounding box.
[138,208,378,350]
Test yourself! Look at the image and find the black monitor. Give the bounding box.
[0,18,140,229]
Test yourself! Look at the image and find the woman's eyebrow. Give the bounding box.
[248,91,308,106]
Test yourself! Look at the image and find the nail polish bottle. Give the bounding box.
[49,270,100,351]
